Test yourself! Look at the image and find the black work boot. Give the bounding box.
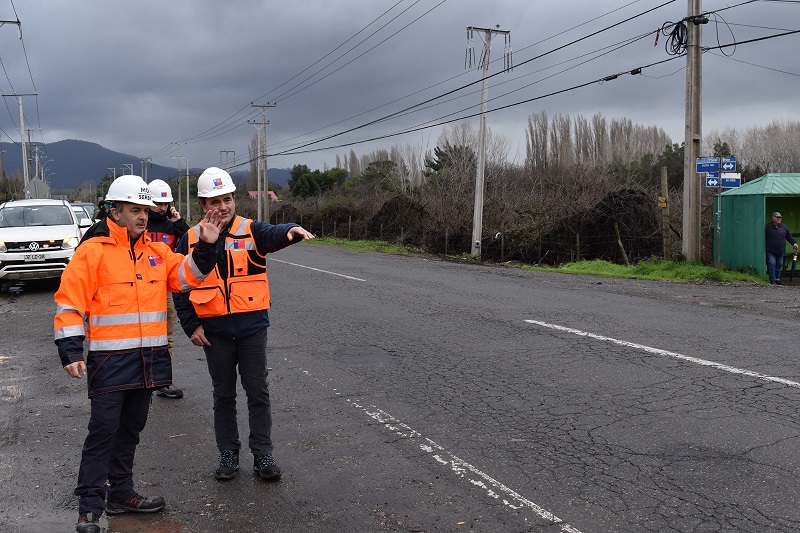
[253,454,282,481]
[106,493,165,514]
[76,512,100,533]
[215,449,239,480]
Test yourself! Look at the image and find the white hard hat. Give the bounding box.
[148,179,174,202]
[197,167,236,198]
[105,175,156,207]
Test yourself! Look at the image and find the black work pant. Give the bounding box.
[75,388,152,515]
[203,327,274,456]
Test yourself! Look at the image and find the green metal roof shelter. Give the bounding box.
[715,173,800,276]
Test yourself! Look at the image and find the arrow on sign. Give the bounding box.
[707,178,719,187]
[722,162,735,171]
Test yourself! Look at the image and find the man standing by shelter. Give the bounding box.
[173,167,314,482]
[55,175,225,533]
[766,211,798,285]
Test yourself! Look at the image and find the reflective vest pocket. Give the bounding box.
[228,279,270,313]
[189,286,227,317]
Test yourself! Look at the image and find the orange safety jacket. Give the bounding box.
[186,215,270,318]
[54,219,215,395]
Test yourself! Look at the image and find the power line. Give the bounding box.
[269,0,678,157]
[147,0,428,158]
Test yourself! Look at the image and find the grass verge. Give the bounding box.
[308,238,768,284]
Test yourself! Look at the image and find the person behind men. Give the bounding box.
[147,179,191,399]
[173,167,314,481]
[766,211,798,285]
[55,175,225,533]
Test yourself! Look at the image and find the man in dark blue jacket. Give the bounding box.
[173,167,314,482]
[766,211,798,284]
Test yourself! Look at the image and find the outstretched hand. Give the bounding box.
[287,226,315,241]
[198,209,227,243]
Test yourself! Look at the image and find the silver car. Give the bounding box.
[0,199,90,280]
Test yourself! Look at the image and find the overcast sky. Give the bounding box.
[1,0,798,181]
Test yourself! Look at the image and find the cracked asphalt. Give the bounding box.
[2,244,800,533]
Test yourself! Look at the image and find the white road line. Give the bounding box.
[525,319,800,388]
[350,401,584,533]
[289,361,583,532]
[270,259,366,281]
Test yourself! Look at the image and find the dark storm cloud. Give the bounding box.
[0,0,797,174]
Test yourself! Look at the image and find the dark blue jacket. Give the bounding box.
[173,217,300,339]
[766,222,796,254]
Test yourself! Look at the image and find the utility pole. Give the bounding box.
[252,103,275,221]
[248,120,264,220]
[682,0,704,261]
[140,157,151,182]
[465,26,511,259]
[220,150,235,171]
[185,155,190,222]
[172,149,184,216]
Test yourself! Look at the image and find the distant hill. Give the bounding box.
[0,139,291,193]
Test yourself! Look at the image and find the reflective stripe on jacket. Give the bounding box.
[186,215,270,318]
[54,218,215,396]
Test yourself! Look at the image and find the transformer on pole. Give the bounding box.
[466,26,511,259]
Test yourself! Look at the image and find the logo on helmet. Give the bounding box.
[213,178,223,188]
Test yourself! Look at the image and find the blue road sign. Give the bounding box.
[697,157,719,173]
[706,176,720,187]
[721,173,741,188]
[697,156,737,173]
[721,156,736,172]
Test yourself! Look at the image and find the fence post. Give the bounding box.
[380,223,383,241]
[348,215,352,240]
[576,233,581,261]
[334,220,337,237]
[445,228,448,256]
[321,220,325,237]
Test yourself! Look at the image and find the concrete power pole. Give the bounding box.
[220,150,235,171]
[682,0,704,261]
[248,120,264,220]
[140,157,151,182]
[252,103,275,222]
[466,26,511,259]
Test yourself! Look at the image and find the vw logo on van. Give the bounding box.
[28,242,40,251]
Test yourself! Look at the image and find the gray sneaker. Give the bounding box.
[155,385,183,399]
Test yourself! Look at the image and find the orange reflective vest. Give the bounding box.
[54,219,210,353]
[186,215,270,318]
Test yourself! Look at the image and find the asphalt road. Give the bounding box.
[2,243,800,533]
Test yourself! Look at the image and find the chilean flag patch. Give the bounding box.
[232,239,244,249]
[213,178,223,187]
[148,255,164,266]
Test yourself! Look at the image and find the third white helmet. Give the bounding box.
[197,167,236,198]
[148,179,174,202]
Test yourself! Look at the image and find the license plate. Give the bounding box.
[23,253,45,262]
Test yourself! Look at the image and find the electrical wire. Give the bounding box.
[149,0,428,159]
[273,55,684,157]
[268,0,679,158]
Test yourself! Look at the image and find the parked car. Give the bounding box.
[72,201,101,222]
[70,204,95,237]
[0,199,90,280]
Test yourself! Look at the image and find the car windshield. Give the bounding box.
[0,205,74,228]
[72,208,90,223]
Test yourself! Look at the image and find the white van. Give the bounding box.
[0,199,91,280]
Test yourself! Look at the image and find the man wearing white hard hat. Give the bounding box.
[174,167,315,482]
[147,179,191,399]
[54,175,227,533]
